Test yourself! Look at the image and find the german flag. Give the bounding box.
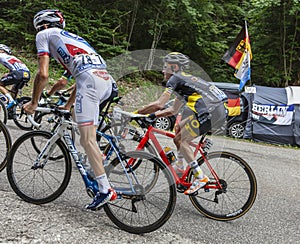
[225,91,241,117]
[222,25,248,69]
[222,21,252,91]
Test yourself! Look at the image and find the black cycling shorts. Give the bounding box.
[0,70,30,90]
[182,108,211,137]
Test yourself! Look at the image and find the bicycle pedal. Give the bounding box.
[87,206,104,212]
[176,183,187,193]
[86,187,96,198]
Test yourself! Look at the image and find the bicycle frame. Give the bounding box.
[97,130,144,196]
[32,110,144,198]
[132,123,222,190]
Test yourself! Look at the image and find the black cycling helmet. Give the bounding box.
[33,9,65,32]
[163,52,190,70]
[0,44,12,55]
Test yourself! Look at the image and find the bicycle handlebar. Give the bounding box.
[118,110,148,118]
[113,108,148,118]
[27,107,73,129]
[27,114,41,129]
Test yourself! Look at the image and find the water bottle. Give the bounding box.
[164,146,176,164]
[202,138,213,154]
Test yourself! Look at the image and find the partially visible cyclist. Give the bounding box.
[0,44,30,108]
[41,70,73,99]
[136,52,227,195]
[24,9,117,210]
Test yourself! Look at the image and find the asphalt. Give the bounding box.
[0,120,299,243]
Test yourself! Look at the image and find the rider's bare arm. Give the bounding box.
[155,97,183,118]
[32,55,50,105]
[137,91,171,114]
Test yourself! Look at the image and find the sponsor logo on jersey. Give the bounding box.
[57,47,70,64]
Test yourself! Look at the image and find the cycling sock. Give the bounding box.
[176,152,184,169]
[189,160,204,179]
[177,152,184,162]
[5,93,14,102]
[95,174,110,194]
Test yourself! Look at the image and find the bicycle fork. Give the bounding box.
[32,132,61,170]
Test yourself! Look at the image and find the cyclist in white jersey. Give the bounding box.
[0,44,30,108]
[23,9,117,210]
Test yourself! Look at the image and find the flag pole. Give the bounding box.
[245,20,252,88]
[244,20,254,140]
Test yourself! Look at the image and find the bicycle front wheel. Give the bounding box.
[6,130,72,204]
[104,151,176,234]
[188,151,257,221]
[0,121,12,172]
[0,100,7,124]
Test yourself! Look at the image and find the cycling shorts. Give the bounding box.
[75,69,113,126]
[182,108,211,137]
[99,88,118,112]
[0,70,30,88]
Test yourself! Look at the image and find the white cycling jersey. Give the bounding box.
[36,27,117,125]
[36,27,107,78]
[0,52,29,72]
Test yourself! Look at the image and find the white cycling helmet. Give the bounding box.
[0,44,12,55]
[33,9,65,32]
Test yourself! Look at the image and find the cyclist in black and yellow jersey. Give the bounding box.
[137,52,227,195]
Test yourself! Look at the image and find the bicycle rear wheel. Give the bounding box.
[6,130,72,204]
[12,96,32,130]
[188,151,257,221]
[0,121,12,172]
[104,151,176,234]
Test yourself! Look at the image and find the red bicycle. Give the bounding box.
[111,109,257,221]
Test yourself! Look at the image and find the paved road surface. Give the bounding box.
[0,121,299,243]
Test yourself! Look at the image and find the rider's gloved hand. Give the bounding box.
[62,90,70,97]
[144,113,156,124]
[41,90,50,98]
[148,113,156,120]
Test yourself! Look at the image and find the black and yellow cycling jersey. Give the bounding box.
[164,71,225,116]
[164,71,228,135]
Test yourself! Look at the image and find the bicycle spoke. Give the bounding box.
[7,131,72,204]
[104,151,176,234]
[189,152,257,221]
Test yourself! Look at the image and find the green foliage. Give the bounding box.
[249,0,300,86]
[0,0,299,92]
